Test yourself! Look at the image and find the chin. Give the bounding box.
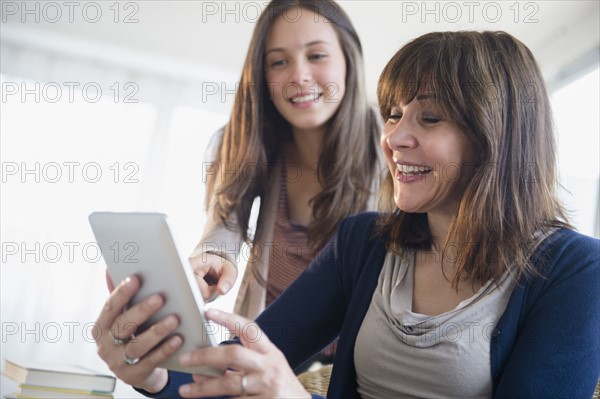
[292,119,330,131]
[395,200,424,214]
[397,208,422,214]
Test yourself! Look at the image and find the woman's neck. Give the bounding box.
[426,211,453,250]
[424,210,471,281]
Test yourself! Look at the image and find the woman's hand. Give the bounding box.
[189,253,237,301]
[177,309,311,398]
[94,276,183,393]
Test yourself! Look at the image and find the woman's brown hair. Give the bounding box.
[206,0,381,251]
[377,31,570,286]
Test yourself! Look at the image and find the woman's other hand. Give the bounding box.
[178,309,311,398]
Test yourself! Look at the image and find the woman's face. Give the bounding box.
[264,8,347,133]
[380,94,475,217]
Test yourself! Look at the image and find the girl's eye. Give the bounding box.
[269,59,287,68]
[308,53,327,61]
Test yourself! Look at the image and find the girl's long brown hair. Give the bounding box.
[377,31,570,286]
[206,0,382,252]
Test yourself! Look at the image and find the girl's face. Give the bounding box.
[264,9,347,133]
[380,94,475,218]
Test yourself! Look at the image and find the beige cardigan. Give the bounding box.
[192,165,378,320]
[192,169,282,320]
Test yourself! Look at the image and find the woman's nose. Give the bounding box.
[384,119,418,151]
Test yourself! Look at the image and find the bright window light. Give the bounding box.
[0,72,157,368]
[552,67,600,237]
[157,105,240,312]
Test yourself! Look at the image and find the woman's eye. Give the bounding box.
[421,115,441,124]
[387,113,402,123]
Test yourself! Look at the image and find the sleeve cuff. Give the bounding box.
[133,371,191,399]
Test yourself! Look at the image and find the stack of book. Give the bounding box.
[2,358,116,399]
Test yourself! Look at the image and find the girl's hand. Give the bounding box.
[94,276,183,393]
[189,253,237,301]
[178,309,311,398]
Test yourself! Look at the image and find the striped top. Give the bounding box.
[265,159,314,307]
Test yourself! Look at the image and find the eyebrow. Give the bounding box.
[265,40,331,56]
[390,93,438,110]
[416,93,437,101]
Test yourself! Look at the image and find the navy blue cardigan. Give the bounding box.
[140,212,600,398]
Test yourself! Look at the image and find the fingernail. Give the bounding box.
[148,295,161,307]
[164,316,177,328]
[170,336,182,347]
[123,277,134,292]
[220,283,231,294]
[179,385,190,395]
[180,353,191,364]
[206,309,220,318]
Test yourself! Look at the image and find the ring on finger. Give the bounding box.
[240,375,248,396]
[109,329,128,346]
[123,349,140,365]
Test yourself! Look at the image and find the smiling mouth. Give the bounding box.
[289,93,323,103]
[397,164,433,176]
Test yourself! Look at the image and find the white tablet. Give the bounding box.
[89,211,223,376]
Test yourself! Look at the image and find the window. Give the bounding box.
[0,72,158,370]
[552,67,600,237]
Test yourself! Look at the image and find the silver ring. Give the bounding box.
[123,350,140,365]
[109,329,127,346]
[240,375,248,396]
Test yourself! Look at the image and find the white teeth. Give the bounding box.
[290,93,321,103]
[397,164,432,174]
